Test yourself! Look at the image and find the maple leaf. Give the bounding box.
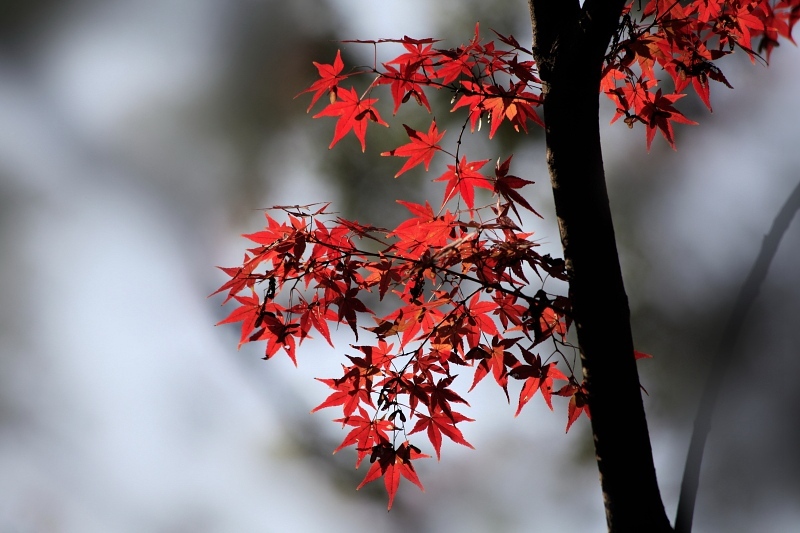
[566,392,589,432]
[386,38,439,76]
[296,297,338,346]
[425,375,470,418]
[348,341,396,374]
[612,78,698,150]
[509,348,568,416]
[467,336,520,400]
[491,29,532,54]
[312,373,374,417]
[451,80,543,138]
[375,63,432,114]
[313,87,388,152]
[212,257,260,303]
[493,155,542,219]
[556,384,590,433]
[435,156,492,210]
[387,36,439,77]
[365,256,403,300]
[434,48,476,85]
[357,441,428,510]
[721,0,768,51]
[755,0,798,61]
[492,292,527,329]
[409,408,475,460]
[216,289,262,347]
[333,407,394,467]
[331,286,373,338]
[640,89,698,150]
[462,292,499,348]
[297,49,350,112]
[389,201,456,259]
[481,81,543,138]
[381,122,445,177]
[251,311,301,364]
[310,218,355,262]
[450,81,486,132]
[539,307,568,340]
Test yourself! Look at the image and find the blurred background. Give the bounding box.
[1,0,798,531]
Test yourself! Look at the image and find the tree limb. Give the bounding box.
[528,0,672,530]
[675,178,800,533]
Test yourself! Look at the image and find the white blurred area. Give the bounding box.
[1,1,798,532]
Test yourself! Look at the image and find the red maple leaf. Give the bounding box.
[556,383,590,433]
[348,341,396,375]
[425,375,470,418]
[408,408,474,460]
[250,311,301,364]
[313,86,388,152]
[639,89,698,150]
[375,63,433,114]
[357,441,428,510]
[493,155,542,219]
[492,292,527,330]
[452,81,542,138]
[435,156,492,210]
[381,121,445,177]
[467,336,520,400]
[389,201,455,259]
[333,407,394,467]
[216,289,262,347]
[312,373,373,417]
[539,307,568,340]
[331,286,373,339]
[462,292,499,348]
[434,48,476,85]
[296,297,338,346]
[611,79,698,150]
[509,348,568,416]
[297,49,350,112]
[385,39,439,76]
[364,256,403,300]
[481,81,543,138]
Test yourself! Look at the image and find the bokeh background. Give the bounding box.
[1,1,798,531]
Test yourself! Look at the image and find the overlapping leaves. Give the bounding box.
[216,1,797,508]
[305,1,797,152]
[214,190,580,507]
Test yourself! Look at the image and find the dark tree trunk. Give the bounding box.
[528,0,673,531]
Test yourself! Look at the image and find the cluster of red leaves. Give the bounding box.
[604,0,800,148]
[300,25,544,159]
[217,1,796,508]
[300,0,798,155]
[215,189,580,508]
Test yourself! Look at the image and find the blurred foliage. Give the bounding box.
[0,0,62,46]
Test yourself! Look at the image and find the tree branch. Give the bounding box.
[675,178,800,533]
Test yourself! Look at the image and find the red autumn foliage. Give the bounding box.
[381,122,444,177]
[216,0,799,509]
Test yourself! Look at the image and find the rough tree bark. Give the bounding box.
[528,0,673,530]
